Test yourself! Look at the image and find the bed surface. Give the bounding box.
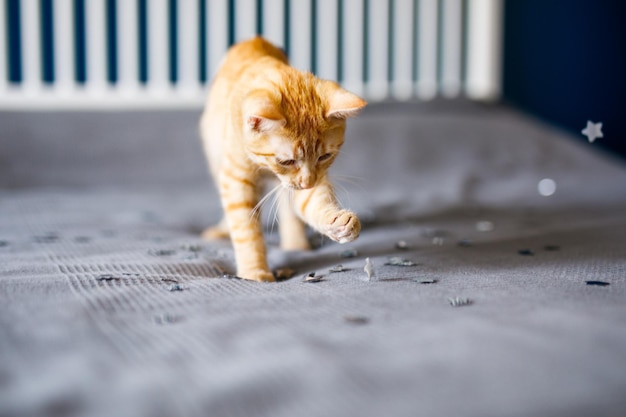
[1,101,626,417]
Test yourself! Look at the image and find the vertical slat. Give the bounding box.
[117,0,138,91]
[466,0,502,100]
[147,0,168,90]
[234,0,256,43]
[21,0,42,91]
[366,0,388,99]
[315,0,337,81]
[53,0,74,92]
[441,0,462,97]
[261,0,284,47]
[289,0,311,72]
[178,0,199,91]
[417,0,437,99]
[391,0,414,100]
[341,0,364,96]
[208,0,228,78]
[85,0,107,91]
[0,0,7,90]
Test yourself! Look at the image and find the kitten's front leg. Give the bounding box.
[293,178,360,244]
[219,170,275,282]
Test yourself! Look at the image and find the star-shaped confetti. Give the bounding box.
[581,120,603,143]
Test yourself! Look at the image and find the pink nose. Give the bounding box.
[299,178,314,189]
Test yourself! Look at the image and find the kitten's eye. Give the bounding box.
[277,159,297,167]
[318,153,332,163]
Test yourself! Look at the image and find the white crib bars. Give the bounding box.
[0,0,502,109]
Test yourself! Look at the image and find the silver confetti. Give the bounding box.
[475,221,494,232]
[364,258,374,281]
[303,272,325,283]
[329,264,347,273]
[395,240,409,250]
[340,249,359,258]
[384,257,418,267]
[448,297,472,307]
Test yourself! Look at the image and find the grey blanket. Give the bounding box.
[1,101,626,417]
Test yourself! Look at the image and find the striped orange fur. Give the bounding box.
[200,37,366,282]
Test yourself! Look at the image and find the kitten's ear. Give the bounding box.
[242,90,285,133]
[324,82,367,120]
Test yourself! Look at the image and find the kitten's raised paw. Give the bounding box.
[323,210,361,244]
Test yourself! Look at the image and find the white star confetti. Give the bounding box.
[581,120,603,143]
[364,257,375,281]
[538,178,556,196]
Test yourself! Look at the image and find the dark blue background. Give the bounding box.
[503,0,626,159]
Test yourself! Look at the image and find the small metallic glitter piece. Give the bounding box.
[395,240,409,250]
[414,278,438,284]
[344,315,369,325]
[585,280,610,287]
[168,284,184,292]
[340,249,358,258]
[544,245,560,251]
[448,297,472,307]
[432,237,444,245]
[181,244,202,252]
[148,249,177,256]
[538,178,557,197]
[518,249,534,256]
[385,257,418,267]
[161,277,179,283]
[364,258,374,281]
[223,274,243,280]
[329,265,347,273]
[96,274,120,282]
[476,221,494,232]
[274,268,296,280]
[303,272,324,283]
[153,314,183,325]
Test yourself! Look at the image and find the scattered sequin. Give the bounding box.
[153,314,183,325]
[448,297,472,307]
[414,278,438,284]
[395,240,409,250]
[581,120,603,143]
[180,244,202,252]
[33,234,59,243]
[329,265,347,273]
[364,258,374,281]
[168,284,185,292]
[476,221,494,232]
[344,315,369,325]
[148,249,177,257]
[303,272,324,283]
[384,257,418,267]
[538,178,557,197]
[340,249,358,258]
[585,280,610,287]
[96,274,120,282]
[518,249,534,256]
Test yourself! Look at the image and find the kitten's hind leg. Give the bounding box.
[201,217,230,240]
[278,191,311,251]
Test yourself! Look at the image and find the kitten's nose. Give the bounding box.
[299,177,315,189]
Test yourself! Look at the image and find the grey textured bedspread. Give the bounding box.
[1,101,625,417]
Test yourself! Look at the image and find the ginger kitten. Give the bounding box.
[200,37,366,282]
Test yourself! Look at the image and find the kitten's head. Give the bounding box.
[241,71,366,190]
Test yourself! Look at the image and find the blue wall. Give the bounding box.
[503,0,626,158]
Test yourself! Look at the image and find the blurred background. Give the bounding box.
[1,0,624,157]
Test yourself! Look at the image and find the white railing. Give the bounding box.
[0,0,502,109]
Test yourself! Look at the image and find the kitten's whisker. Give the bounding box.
[268,187,282,236]
[250,184,281,220]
